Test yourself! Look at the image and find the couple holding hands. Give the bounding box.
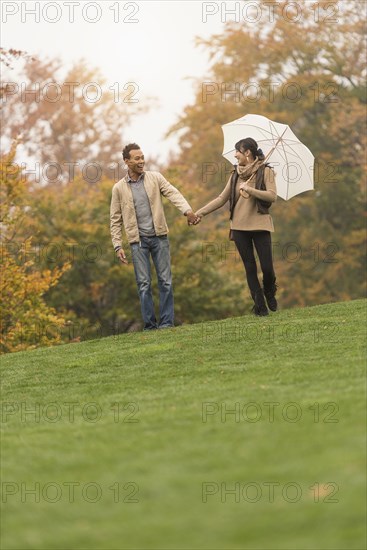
[110,139,278,331]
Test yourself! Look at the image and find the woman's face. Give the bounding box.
[234,148,248,165]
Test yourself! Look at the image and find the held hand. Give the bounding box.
[239,183,251,193]
[239,184,251,198]
[187,214,202,226]
[117,248,128,264]
[187,216,200,226]
[193,213,202,225]
[186,210,200,225]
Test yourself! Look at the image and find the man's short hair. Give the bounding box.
[122,143,141,160]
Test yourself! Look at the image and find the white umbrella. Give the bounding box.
[221,113,315,200]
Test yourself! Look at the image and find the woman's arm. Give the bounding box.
[195,176,232,217]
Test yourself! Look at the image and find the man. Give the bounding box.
[110,143,198,330]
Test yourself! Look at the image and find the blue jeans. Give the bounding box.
[130,236,174,330]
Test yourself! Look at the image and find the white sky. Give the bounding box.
[1,0,228,163]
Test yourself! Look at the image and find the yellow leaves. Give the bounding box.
[1,144,71,354]
[0,247,71,353]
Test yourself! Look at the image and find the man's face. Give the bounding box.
[126,149,145,176]
[234,148,247,166]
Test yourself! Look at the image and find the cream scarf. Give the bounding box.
[237,158,263,182]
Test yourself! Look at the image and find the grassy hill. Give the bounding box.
[1,299,366,549]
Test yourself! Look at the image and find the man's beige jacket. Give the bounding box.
[110,171,191,247]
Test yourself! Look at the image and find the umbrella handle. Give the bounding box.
[239,169,257,199]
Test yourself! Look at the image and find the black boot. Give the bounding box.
[251,289,269,316]
[263,280,278,312]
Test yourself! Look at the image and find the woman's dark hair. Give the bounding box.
[122,143,141,160]
[235,138,265,160]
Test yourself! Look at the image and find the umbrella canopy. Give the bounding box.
[222,113,315,200]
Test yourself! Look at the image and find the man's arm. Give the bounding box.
[110,186,128,264]
[157,173,194,216]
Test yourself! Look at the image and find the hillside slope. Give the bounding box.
[1,299,366,549]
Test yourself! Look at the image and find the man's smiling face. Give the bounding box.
[126,149,145,177]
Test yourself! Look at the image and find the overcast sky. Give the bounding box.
[2,0,228,163]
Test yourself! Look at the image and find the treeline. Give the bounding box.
[1,0,365,352]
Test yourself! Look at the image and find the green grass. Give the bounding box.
[1,299,366,550]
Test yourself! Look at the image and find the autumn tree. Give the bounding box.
[1,50,71,352]
[1,56,144,182]
[0,141,69,353]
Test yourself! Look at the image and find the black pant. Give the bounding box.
[232,230,276,298]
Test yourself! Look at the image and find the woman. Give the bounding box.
[195,137,278,316]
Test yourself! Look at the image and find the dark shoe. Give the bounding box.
[251,289,269,316]
[264,282,278,312]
